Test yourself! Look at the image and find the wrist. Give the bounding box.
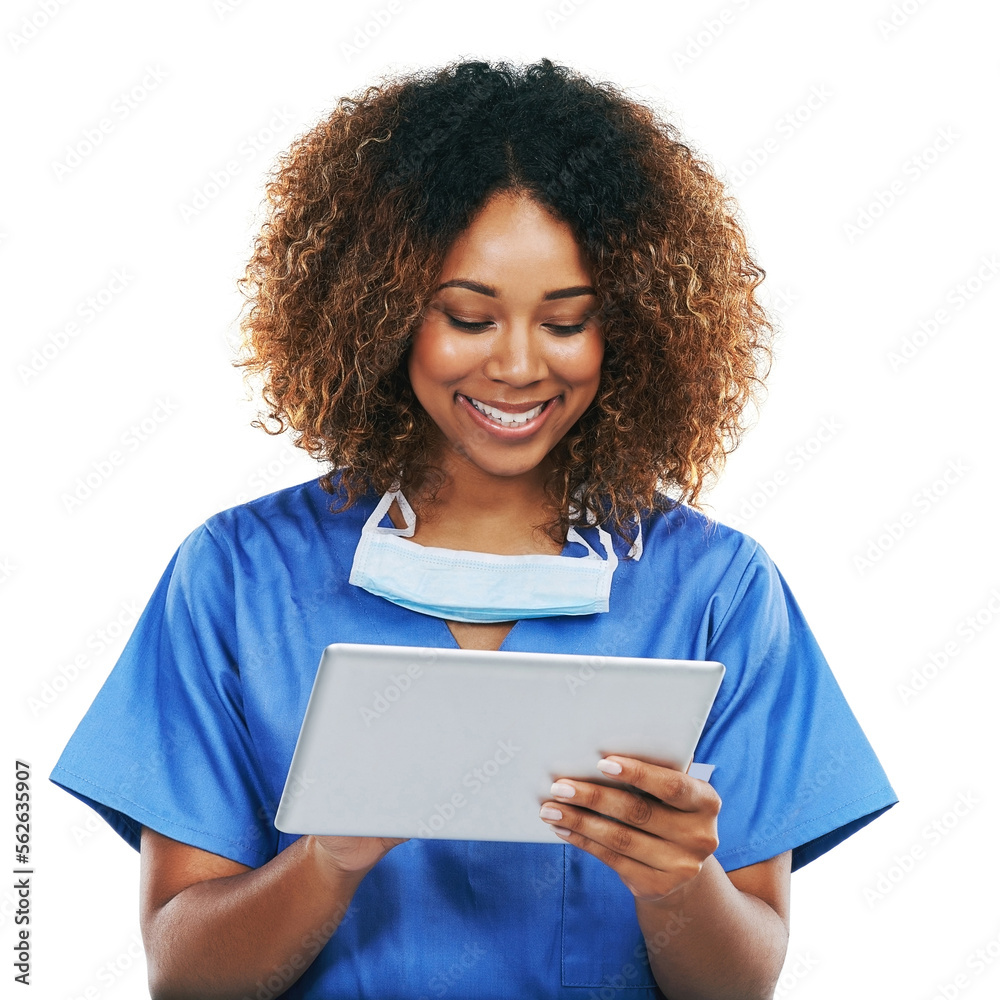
[635,857,713,914]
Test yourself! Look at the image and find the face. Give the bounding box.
[408,192,604,486]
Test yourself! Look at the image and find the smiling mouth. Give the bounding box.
[463,396,550,428]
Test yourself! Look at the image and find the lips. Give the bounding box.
[457,394,556,436]
[466,397,546,427]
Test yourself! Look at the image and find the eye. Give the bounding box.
[545,322,587,335]
[446,315,492,332]
[545,311,594,335]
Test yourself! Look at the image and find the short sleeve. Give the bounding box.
[695,541,897,872]
[50,524,277,867]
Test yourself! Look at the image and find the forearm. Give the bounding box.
[635,855,788,1000]
[144,835,365,1000]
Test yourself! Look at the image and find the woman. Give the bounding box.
[52,59,896,999]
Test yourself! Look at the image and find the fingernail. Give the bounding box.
[551,827,572,837]
[550,781,576,798]
[539,806,563,821]
[597,758,622,775]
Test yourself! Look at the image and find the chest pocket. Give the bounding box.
[561,847,662,992]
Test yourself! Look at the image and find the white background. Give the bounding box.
[3,0,999,997]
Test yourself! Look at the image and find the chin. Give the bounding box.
[455,450,549,481]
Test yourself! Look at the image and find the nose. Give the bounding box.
[482,324,548,387]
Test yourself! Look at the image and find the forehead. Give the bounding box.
[438,192,592,286]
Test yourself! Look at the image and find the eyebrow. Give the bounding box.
[435,279,596,301]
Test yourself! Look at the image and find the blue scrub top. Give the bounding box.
[51,478,896,999]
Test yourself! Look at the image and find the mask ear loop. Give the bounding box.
[391,491,417,537]
[567,499,643,563]
[362,489,417,538]
[565,495,591,555]
[566,502,620,573]
[627,520,644,561]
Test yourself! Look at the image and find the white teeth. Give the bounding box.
[468,398,545,427]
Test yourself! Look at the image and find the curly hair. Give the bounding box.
[236,58,772,542]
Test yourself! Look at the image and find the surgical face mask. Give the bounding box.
[349,490,640,623]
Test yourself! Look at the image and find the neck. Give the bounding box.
[403,451,563,555]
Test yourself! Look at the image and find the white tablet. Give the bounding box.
[274,643,724,842]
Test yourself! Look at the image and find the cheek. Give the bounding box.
[408,324,477,387]
[556,334,604,390]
